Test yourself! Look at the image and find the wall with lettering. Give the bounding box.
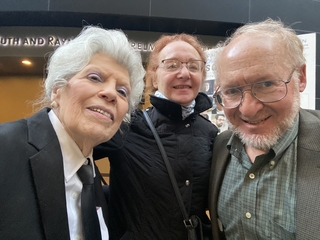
[0,27,224,61]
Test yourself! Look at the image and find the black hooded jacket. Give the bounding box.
[94,92,218,240]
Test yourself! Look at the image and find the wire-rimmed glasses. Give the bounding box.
[213,71,294,109]
[159,59,205,73]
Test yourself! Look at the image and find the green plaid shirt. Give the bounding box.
[218,117,299,239]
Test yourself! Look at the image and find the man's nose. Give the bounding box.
[238,90,263,116]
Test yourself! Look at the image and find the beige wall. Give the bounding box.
[0,76,43,123]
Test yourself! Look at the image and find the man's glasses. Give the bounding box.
[159,59,205,73]
[213,71,294,109]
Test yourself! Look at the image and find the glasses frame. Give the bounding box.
[213,70,295,109]
[159,58,206,73]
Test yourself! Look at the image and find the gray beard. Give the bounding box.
[232,123,287,151]
[228,89,301,151]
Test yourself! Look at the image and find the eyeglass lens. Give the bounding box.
[216,80,288,108]
[162,59,203,72]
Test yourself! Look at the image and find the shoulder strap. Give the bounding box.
[142,110,196,229]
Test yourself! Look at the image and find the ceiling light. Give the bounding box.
[22,60,32,65]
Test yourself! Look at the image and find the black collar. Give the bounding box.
[149,92,213,120]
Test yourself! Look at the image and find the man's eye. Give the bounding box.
[87,73,102,82]
[117,87,129,98]
[224,88,240,96]
[261,81,275,88]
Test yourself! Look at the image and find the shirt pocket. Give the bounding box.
[269,220,295,240]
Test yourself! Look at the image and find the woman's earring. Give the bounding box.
[51,101,59,108]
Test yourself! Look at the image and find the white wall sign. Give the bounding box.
[298,33,316,110]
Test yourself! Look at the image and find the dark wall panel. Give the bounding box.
[316,99,320,110]
[150,0,250,23]
[146,17,240,36]
[2,0,320,34]
[49,0,150,16]
[0,11,242,36]
[316,65,320,100]
[249,0,320,33]
[0,0,48,11]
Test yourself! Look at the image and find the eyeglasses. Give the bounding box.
[159,59,205,73]
[213,71,294,109]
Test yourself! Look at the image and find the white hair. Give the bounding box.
[41,26,145,122]
[213,18,306,85]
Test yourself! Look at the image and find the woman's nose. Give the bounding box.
[177,65,191,79]
[98,83,117,103]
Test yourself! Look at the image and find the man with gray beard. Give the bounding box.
[208,18,320,240]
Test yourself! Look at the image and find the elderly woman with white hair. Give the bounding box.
[0,26,145,240]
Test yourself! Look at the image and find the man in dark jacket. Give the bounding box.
[208,18,320,240]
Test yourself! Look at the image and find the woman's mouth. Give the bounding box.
[173,85,191,89]
[90,108,113,120]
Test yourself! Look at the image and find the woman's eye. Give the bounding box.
[117,87,129,98]
[87,73,102,82]
[166,62,178,69]
[188,63,199,71]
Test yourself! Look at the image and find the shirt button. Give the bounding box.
[72,192,78,199]
[245,212,252,219]
[249,173,255,179]
[270,160,276,169]
[185,180,190,186]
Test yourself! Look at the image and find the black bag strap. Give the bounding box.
[142,110,196,229]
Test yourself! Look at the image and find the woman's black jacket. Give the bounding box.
[94,92,218,240]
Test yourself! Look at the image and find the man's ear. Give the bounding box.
[298,64,307,92]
